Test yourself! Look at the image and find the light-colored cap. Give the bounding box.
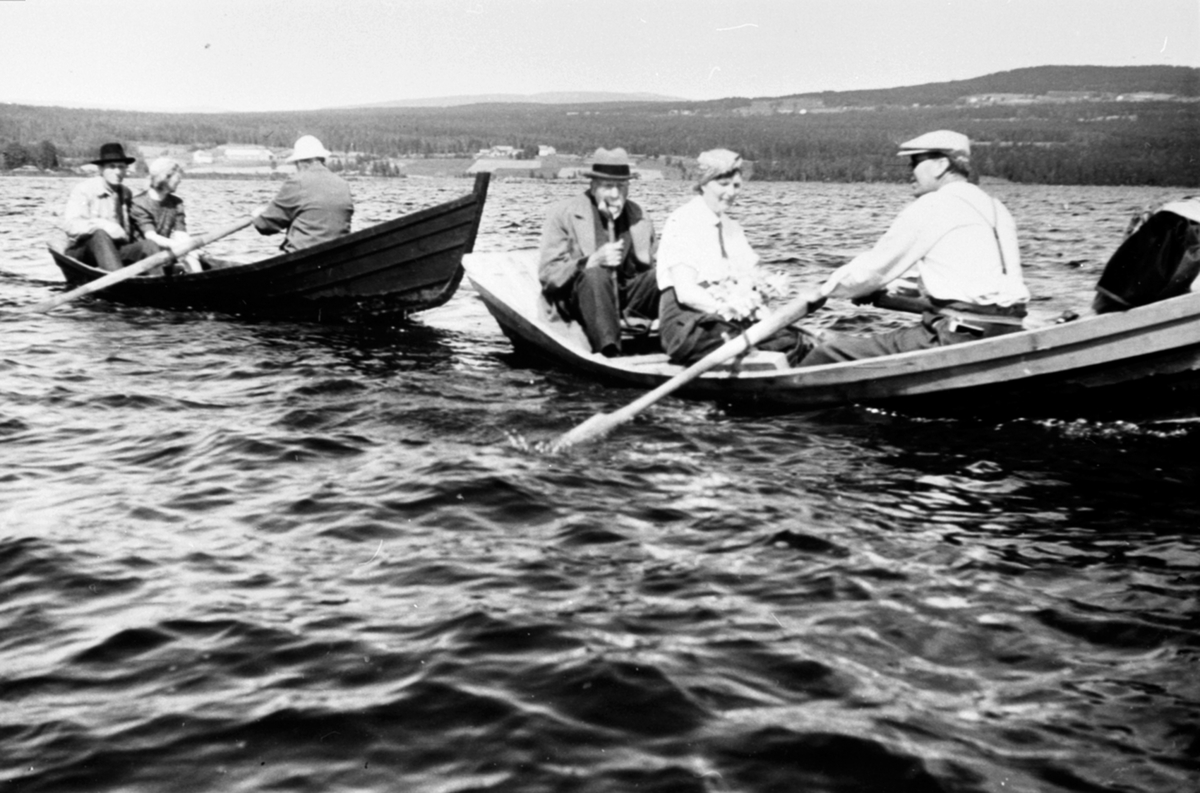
[695,148,743,187]
[897,130,970,160]
[285,135,332,163]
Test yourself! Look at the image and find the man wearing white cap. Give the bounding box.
[539,147,658,357]
[253,135,353,254]
[799,130,1030,365]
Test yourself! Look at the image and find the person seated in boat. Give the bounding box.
[798,130,1030,366]
[61,143,163,272]
[538,147,658,358]
[130,158,203,274]
[1091,198,1200,314]
[252,135,353,254]
[656,148,811,365]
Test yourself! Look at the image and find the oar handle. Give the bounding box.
[549,279,836,452]
[864,290,926,314]
[867,290,1057,328]
[28,216,255,314]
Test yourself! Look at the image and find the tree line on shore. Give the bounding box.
[1,99,1196,186]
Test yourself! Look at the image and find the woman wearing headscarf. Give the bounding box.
[655,148,810,365]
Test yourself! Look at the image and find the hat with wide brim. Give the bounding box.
[581,147,635,180]
[91,142,136,166]
[896,130,970,160]
[285,135,332,163]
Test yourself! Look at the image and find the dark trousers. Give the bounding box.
[658,288,812,366]
[66,231,160,273]
[798,314,1018,366]
[565,266,660,354]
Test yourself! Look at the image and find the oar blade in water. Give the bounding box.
[547,412,619,453]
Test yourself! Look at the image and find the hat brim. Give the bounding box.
[92,157,136,166]
[581,169,634,181]
[285,150,331,163]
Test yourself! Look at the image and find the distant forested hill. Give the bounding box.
[2,66,1197,186]
[779,65,1200,107]
[346,91,685,108]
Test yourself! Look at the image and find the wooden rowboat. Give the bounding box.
[463,249,1200,418]
[48,173,490,324]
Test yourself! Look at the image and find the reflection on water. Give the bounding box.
[1,175,1198,792]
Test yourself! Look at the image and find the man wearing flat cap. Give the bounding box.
[538,147,658,357]
[799,130,1030,365]
[61,142,162,271]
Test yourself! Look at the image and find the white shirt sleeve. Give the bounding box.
[826,200,928,299]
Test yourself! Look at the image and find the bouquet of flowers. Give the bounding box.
[708,269,789,322]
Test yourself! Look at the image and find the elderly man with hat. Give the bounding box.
[798,130,1030,366]
[253,135,353,254]
[61,142,162,272]
[538,147,658,357]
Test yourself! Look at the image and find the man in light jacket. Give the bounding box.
[62,143,162,271]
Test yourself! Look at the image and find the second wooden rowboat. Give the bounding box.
[48,173,491,324]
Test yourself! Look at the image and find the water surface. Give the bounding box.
[1,175,1197,792]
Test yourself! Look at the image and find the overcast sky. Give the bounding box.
[2,0,1197,112]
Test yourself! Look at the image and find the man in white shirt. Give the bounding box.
[800,130,1030,366]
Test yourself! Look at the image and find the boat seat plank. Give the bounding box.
[615,349,789,372]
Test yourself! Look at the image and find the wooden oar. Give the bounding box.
[866,291,1065,328]
[548,281,834,453]
[27,216,254,314]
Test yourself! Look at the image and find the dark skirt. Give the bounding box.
[658,288,811,365]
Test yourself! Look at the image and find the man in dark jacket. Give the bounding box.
[253,135,353,253]
[538,148,658,357]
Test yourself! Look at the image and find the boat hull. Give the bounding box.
[464,250,1200,418]
[50,173,490,324]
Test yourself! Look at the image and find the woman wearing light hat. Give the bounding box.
[798,130,1030,366]
[655,148,810,365]
[252,135,353,254]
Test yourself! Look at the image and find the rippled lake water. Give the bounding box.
[2,174,1198,792]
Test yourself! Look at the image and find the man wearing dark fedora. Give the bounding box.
[539,147,658,357]
[61,142,162,271]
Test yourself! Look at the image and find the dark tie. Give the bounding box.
[113,189,124,234]
[717,219,728,258]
